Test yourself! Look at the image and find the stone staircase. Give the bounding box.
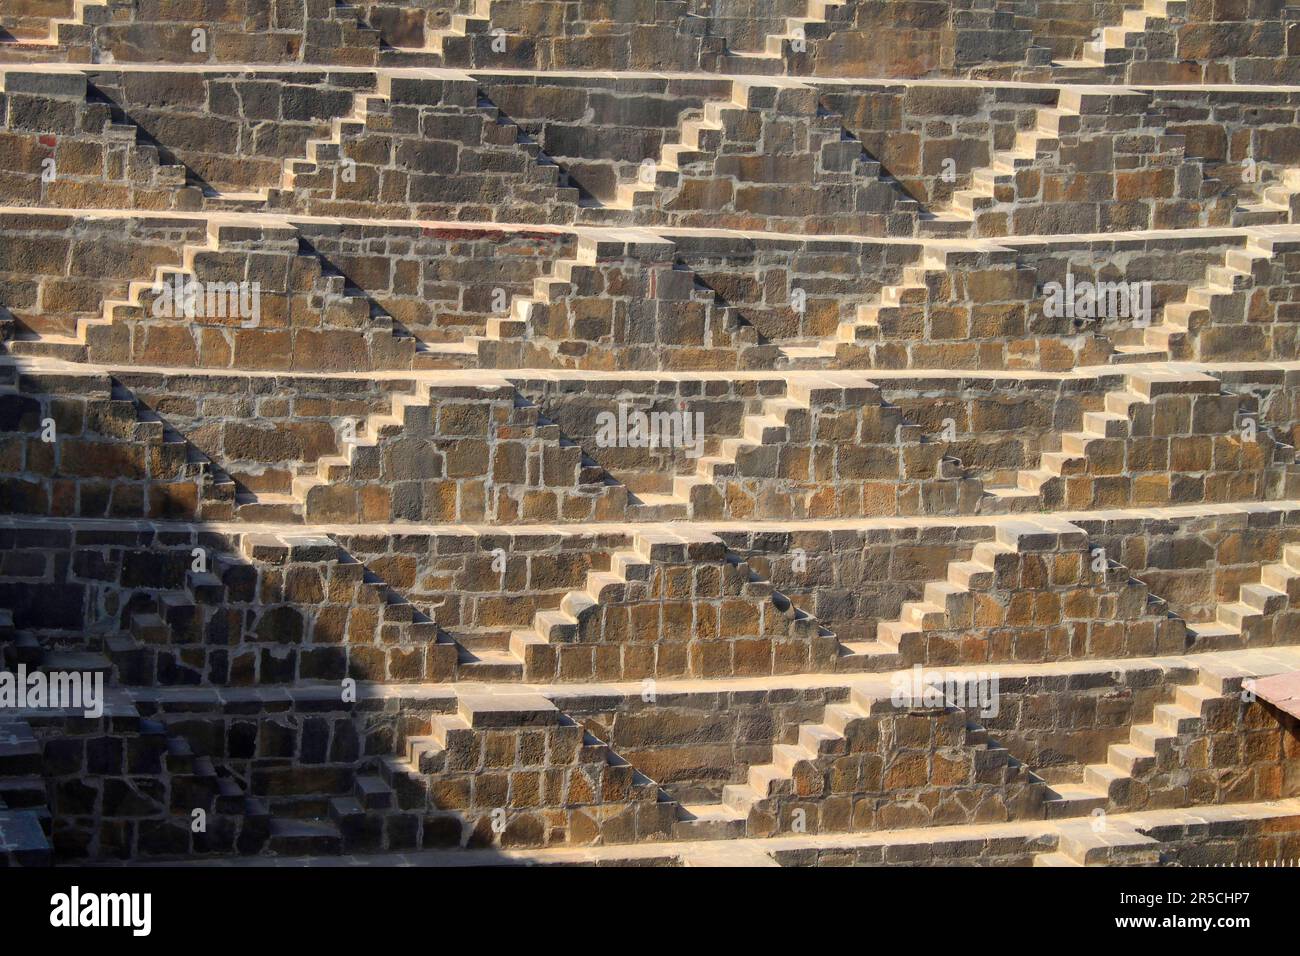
[506,528,832,682]
[0,366,210,519]
[1185,544,1300,645]
[378,692,674,848]
[464,240,602,360]
[838,519,1085,669]
[663,384,826,519]
[281,379,614,524]
[640,373,959,520]
[414,0,492,59]
[978,368,1295,512]
[55,69,583,224]
[1233,168,1300,226]
[4,222,227,362]
[1112,237,1277,362]
[1056,0,1188,70]
[0,69,193,205]
[717,0,852,74]
[587,76,920,233]
[3,219,437,371]
[0,656,272,859]
[473,232,774,371]
[920,86,1200,237]
[779,232,1287,371]
[0,716,51,866]
[267,73,583,222]
[103,533,459,686]
[1039,655,1259,821]
[777,248,961,366]
[241,88,385,206]
[0,0,105,51]
[671,685,1042,838]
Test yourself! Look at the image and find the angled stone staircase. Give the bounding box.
[1109,237,1276,362]
[663,384,825,519]
[364,0,501,66]
[0,366,209,518]
[505,532,663,680]
[638,372,961,520]
[464,239,602,362]
[285,379,614,524]
[1039,654,1262,821]
[0,0,105,50]
[836,519,1080,670]
[265,74,582,222]
[1233,167,1300,226]
[285,386,449,521]
[0,69,193,205]
[474,231,773,371]
[978,368,1295,512]
[588,76,920,233]
[918,90,1082,236]
[232,87,384,207]
[104,532,458,686]
[3,221,221,362]
[1055,0,1188,70]
[0,656,271,858]
[921,87,1153,237]
[378,692,674,847]
[506,527,834,682]
[0,716,51,866]
[424,0,493,57]
[718,0,852,73]
[672,684,1041,839]
[1183,543,1300,646]
[777,247,967,366]
[980,371,1184,511]
[4,218,429,370]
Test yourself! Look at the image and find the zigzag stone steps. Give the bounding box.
[208,796,1300,866]
[506,527,836,682]
[979,367,1296,513]
[100,531,461,686]
[670,683,1048,838]
[1039,649,1300,821]
[376,692,675,849]
[7,206,1300,372]
[3,0,1300,869]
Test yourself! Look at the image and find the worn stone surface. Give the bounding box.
[1,0,1299,867]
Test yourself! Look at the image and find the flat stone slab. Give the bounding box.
[1251,671,1300,720]
[457,693,560,728]
[0,809,51,864]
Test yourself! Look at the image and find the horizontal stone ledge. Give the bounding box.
[116,644,1300,713]
[6,61,1300,96]
[12,352,1300,389]
[2,203,1296,249]
[116,796,1300,868]
[5,498,1300,538]
[0,353,1120,386]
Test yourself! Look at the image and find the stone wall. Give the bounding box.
[0,368,202,520]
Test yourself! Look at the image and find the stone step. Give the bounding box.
[0,775,46,809]
[455,646,524,682]
[1033,851,1083,867]
[1042,783,1108,819]
[0,726,42,777]
[835,639,902,671]
[672,800,746,840]
[353,775,395,811]
[267,818,343,856]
